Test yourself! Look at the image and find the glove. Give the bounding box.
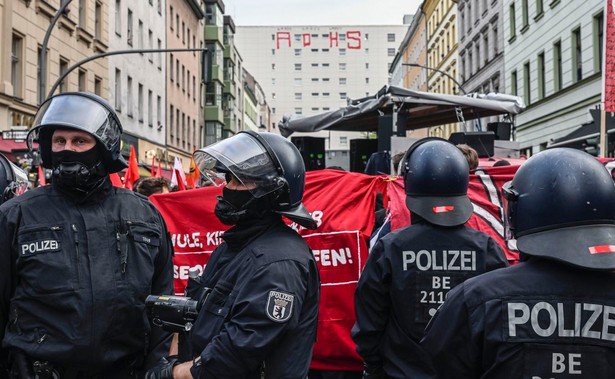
[362,364,386,379]
[144,356,179,379]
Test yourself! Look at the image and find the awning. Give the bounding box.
[548,109,615,148]
[278,85,526,137]
[0,138,37,162]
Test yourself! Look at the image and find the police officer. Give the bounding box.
[147,131,320,378]
[0,92,174,378]
[0,153,28,205]
[421,148,615,379]
[352,138,508,379]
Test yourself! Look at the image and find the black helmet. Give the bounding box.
[0,153,29,204]
[26,92,127,173]
[503,148,615,270]
[193,131,317,229]
[403,137,472,227]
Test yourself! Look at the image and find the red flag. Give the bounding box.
[174,169,186,190]
[186,156,198,188]
[155,159,162,178]
[150,155,156,176]
[37,166,46,186]
[123,145,140,190]
[109,172,123,187]
[604,0,615,112]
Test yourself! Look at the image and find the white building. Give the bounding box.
[234,24,407,169]
[503,0,603,156]
[109,0,167,163]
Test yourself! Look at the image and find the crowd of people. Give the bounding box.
[1,91,615,378]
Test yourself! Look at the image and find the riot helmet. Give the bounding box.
[194,131,317,229]
[403,137,472,227]
[27,92,127,173]
[502,148,615,270]
[0,153,29,204]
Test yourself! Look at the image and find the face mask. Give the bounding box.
[51,148,107,193]
[214,187,255,225]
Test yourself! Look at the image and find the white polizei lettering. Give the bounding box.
[21,240,59,255]
[552,353,583,375]
[582,303,602,339]
[557,302,581,337]
[508,302,530,337]
[401,250,477,271]
[448,250,459,271]
[530,302,557,337]
[601,305,615,341]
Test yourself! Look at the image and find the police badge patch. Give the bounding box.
[266,290,294,322]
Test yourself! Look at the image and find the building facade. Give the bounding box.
[0,0,109,179]
[503,0,603,156]
[234,24,407,169]
[109,0,166,172]
[203,0,224,146]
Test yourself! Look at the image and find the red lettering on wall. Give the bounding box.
[302,33,312,47]
[347,31,362,49]
[329,32,339,48]
[276,32,291,49]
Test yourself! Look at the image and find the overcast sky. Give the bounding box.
[223,0,424,26]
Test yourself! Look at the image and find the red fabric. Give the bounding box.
[109,172,123,187]
[155,160,162,178]
[150,156,156,176]
[37,166,46,186]
[174,169,186,191]
[605,0,615,112]
[123,145,140,190]
[387,165,520,264]
[151,170,386,371]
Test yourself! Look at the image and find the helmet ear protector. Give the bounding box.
[501,180,519,240]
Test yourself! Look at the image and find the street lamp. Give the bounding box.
[402,63,466,95]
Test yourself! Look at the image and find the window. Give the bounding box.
[511,69,517,96]
[294,93,302,100]
[387,33,396,42]
[10,33,23,98]
[492,23,498,53]
[294,107,303,115]
[322,78,330,82]
[187,69,191,96]
[78,69,87,92]
[340,136,348,145]
[127,76,133,117]
[138,20,144,50]
[365,78,369,84]
[170,6,174,30]
[157,96,162,128]
[323,92,330,97]
[94,76,102,95]
[127,9,133,45]
[475,43,481,69]
[509,3,516,40]
[79,0,86,28]
[59,56,69,93]
[468,49,473,75]
[176,14,180,38]
[387,48,396,56]
[523,61,530,105]
[339,78,347,85]
[339,92,347,99]
[95,2,102,39]
[170,53,174,81]
[365,63,369,69]
[294,63,302,71]
[157,39,162,69]
[294,78,302,85]
[169,105,174,138]
[114,69,121,110]
[572,27,582,82]
[311,92,319,97]
[322,63,330,67]
[521,0,529,29]
[148,30,153,62]
[157,0,162,14]
[339,63,346,70]
[176,59,179,86]
[537,52,545,99]
[148,90,153,126]
[138,83,144,122]
[294,49,301,56]
[182,65,185,92]
[483,33,489,64]
[312,78,319,82]
[339,48,346,56]
[182,21,185,43]
[115,0,121,35]
[536,0,544,16]
[553,40,562,91]
[594,12,604,74]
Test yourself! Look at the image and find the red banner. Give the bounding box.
[605,0,615,112]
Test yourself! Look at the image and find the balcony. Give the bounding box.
[205,25,223,44]
[223,44,236,63]
[205,105,224,124]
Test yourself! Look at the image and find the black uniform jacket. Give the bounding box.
[422,258,615,379]
[352,223,508,379]
[188,221,320,379]
[0,183,174,373]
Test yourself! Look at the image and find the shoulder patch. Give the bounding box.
[266,290,294,322]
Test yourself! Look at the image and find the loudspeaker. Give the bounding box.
[291,137,325,171]
[378,115,393,152]
[487,122,512,141]
[350,139,378,173]
[448,131,495,158]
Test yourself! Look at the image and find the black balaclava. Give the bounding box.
[50,144,108,197]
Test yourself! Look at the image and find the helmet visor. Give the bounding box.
[193,133,283,198]
[27,94,121,152]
